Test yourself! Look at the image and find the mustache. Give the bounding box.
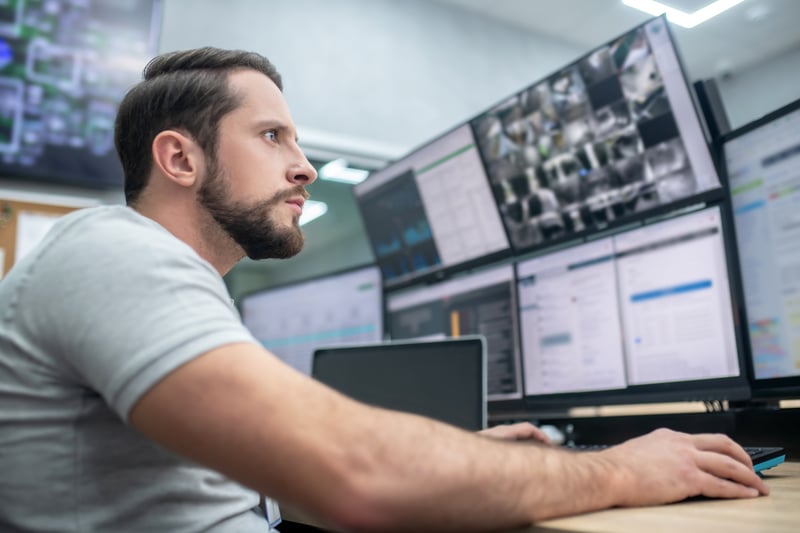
[271,186,310,203]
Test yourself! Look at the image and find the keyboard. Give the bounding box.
[566,443,785,474]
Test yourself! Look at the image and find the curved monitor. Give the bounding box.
[470,15,721,255]
[0,1,163,189]
[353,123,511,289]
[240,265,384,376]
[721,97,800,399]
[517,204,750,411]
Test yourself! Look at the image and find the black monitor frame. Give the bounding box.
[515,200,752,414]
[717,96,800,401]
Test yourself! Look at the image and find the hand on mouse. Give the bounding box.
[477,422,553,445]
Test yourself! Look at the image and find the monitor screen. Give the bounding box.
[517,204,749,408]
[722,98,800,397]
[0,0,162,188]
[470,16,720,254]
[240,265,383,376]
[312,337,487,431]
[385,264,522,401]
[353,123,511,288]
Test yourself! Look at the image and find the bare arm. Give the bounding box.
[130,343,768,532]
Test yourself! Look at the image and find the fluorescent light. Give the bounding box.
[299,200,328,226]
[622,0,744,28]
[318,158,370,184]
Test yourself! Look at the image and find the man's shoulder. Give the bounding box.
[60,205,167,240]
[53,206,192,258]
[30,205,213,289]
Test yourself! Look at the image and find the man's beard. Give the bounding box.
[198,156,307,260]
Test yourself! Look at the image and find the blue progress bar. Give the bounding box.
[734,199,766,215]
[631,280,712,303]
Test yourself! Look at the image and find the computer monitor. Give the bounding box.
[240,265,384,376]
[517,204,750,410]
[385,263,522,402]
[470,15,721,254]
[353,123,511,288]
[0,0,163,188]
[721,97,800,399]
[312,337,487,431]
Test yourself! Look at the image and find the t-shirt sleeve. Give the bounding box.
[29,218,258,422]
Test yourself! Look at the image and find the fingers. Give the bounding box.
[478,422,552,444]
[524,425,553,445]
[695,449,770,496]
[691,433,753,468]
[695,470,762,499]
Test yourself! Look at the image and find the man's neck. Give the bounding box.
[132,201,243,276]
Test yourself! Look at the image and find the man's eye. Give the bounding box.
[264,130,277,141]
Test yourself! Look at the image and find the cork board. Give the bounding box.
[0,198,83,278]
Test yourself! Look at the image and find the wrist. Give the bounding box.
[525,448,622,521]
[594,449,634,508]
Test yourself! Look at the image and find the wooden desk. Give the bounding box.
[521,461,798,533]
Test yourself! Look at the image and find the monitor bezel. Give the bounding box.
[717,96,800,400]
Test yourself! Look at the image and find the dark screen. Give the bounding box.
[312,338,486,431]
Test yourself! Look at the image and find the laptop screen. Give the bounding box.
[312,337,487,431]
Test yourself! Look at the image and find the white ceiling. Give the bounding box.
[431,0,800,80]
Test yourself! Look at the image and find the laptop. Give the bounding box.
[312,336,487,431]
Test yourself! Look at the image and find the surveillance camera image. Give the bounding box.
[0,0,162,188]
[471,18,719,252]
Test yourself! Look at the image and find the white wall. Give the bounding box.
[717,44,800,129]
[159,0,585,156]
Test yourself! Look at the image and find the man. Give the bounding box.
[0,47,768,532]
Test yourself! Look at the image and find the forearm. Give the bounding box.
[297,399,620,531]
[130,344,627,532]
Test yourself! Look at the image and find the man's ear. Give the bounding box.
[151,130,203,189]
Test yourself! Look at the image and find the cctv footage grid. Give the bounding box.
[725,103,800,380]
[354,124,510,286]
[241,266,383,376]
[470,17,719,252]
[0,0,160,187]
[517,205,740,397]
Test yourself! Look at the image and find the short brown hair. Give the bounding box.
[114,47,282,205]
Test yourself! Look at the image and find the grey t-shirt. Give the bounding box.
[0,206,274,532]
